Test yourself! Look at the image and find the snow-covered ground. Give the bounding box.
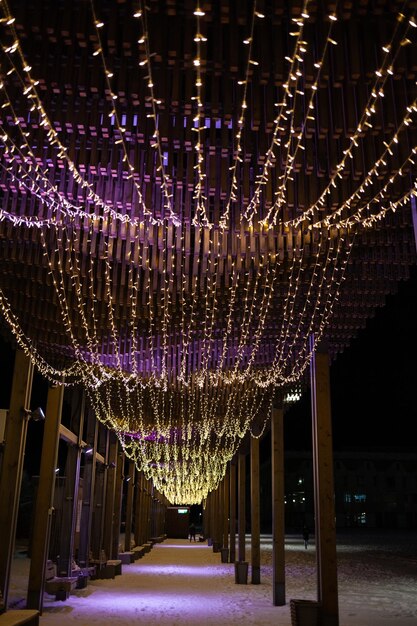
[8,531,417,625]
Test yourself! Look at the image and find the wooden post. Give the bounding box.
[27,383,64,612]
[111,447,124,559]
[218,480,224,548]
[210,489,216,546]
[271,403,285,605]
[215,486,221,548]
[223,469,230,555]
[0,351,34,608]
[203,495,209,540]
[103,434,118,558]
[58,390,85,576]
[139,474,147,546]
[229,462,237,562]
[237,452,246,562]
[144,480,151,543]
[134,472,142,546]
[411,196,417,252]
[250,436,260,584]
[210,490,215,545]
[124,461,135,552]
[150,488,156,539]
[310,335,339,626]
[141,477,149,544]
[78,411,98,567]
[90,427,109,561]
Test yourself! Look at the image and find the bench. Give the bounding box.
[0,611,39,626]
[150,535,165,544]
[132,545,146,560]
[89,551,122,579]
[118,551,135,564]
[71,563,96,589]
[44,561,78,601]
[102,559,122,578]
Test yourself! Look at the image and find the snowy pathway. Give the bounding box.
[8,532,417,625]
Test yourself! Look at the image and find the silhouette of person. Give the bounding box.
[189,523,196,542]
[302,526,310,549]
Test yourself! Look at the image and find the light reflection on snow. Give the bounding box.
[131,564,222,577]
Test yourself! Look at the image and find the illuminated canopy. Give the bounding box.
[0,0,416,503]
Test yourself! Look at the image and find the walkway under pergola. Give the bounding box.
[0,1,416,625]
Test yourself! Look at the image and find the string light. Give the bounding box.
[0,1,415,503]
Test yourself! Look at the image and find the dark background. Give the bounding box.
[285,265,417,451]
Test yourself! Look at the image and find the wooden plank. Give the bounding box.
[237,452,246,562]
[250,435,260,584]
[271,403,285,605]
[0,351,34,608]
[124,462,136,552]
[27,384,64,612]
[309,336,339,626]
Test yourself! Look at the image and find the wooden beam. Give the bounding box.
[103,433,118,558]
[223,470,230,552]
[124,461,136,552]
[271,403,285,605]
[111,448,124,559]
[237,452,246,562]
[229,462,236,563]
[0,351,34,608]
[411,196,417,254]
[78,410,98,567]
[250,436,260,584]
[90,427,108,561]
[133,472,142,546]
[27,383,64,612]
[57,390,85,576]
[309,334,339,626]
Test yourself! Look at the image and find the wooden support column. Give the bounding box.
[103,434,118,558]
[151,490,157,539]
[411,196,417,252]
[58,446,79,575]
[0,350,34,609]
[203,493,212,539]
[237,452,246,562]
[140,474,147,546]
[27,383,64,612]
[133,472,143,546]
[111,447,124,559]
[250,436,260,584]
[78,411,98,567]
[148,483,153,540]
[90,427,109,561]
[209,491,215,545]
[229,462,237,562]
[211,489,218,549]
[203,496,209,540]
[141,478,149,544]
[222,469,230,555]
[58,390,85,576]
[271,403,285,605]
[216,483,223,549]
[218,481,224,548]
[124,462,135,552]
[143,480,151,543]
[310,335,339,626]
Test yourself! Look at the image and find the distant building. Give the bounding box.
[261,450,417,531]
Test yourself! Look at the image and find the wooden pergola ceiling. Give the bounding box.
[0,0,416,500]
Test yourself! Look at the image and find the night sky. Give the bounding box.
[285,265,417,451]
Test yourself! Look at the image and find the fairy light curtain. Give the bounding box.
[0,0,416,503]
